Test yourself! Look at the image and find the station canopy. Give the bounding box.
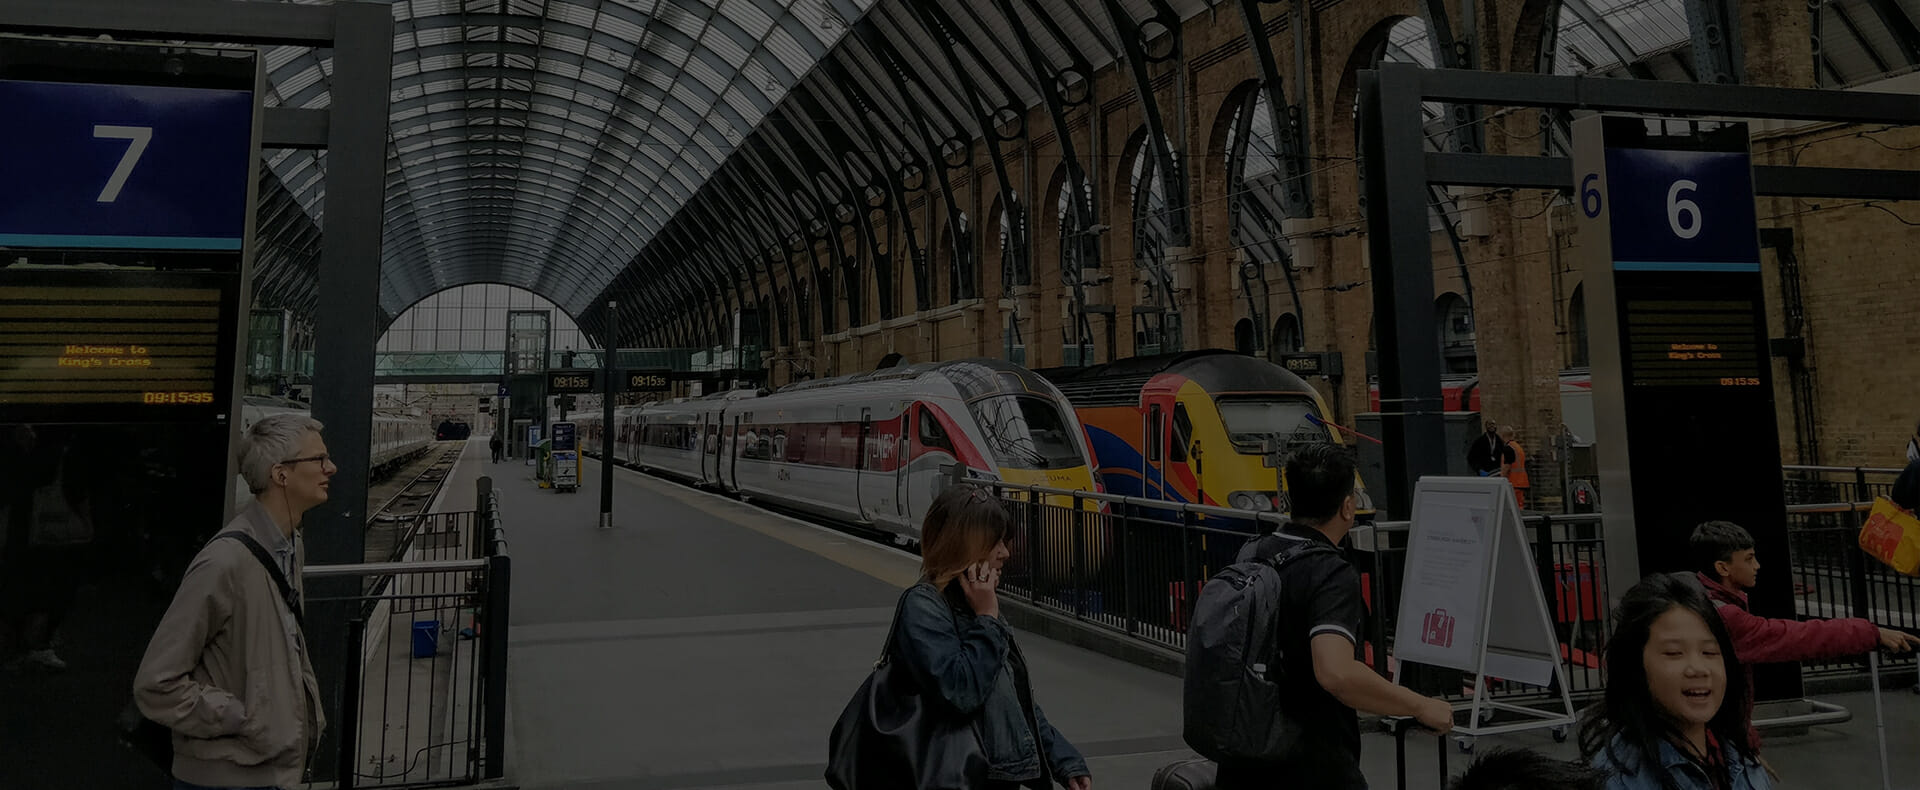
[246,0,1920,339]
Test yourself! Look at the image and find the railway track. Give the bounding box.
[365,443,467,564]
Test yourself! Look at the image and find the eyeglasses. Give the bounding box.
[279,454,332,467]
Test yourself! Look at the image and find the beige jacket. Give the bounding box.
[134,500,324,789]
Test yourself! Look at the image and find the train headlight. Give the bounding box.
[1228,491,1274,512]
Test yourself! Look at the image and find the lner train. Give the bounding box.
[570,358,1103,542]
[1035,350,1374,525]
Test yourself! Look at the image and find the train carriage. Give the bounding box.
[570,358,1103,544]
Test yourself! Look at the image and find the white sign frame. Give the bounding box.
[1392,476,1577,739]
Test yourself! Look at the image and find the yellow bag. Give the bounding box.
[1858,497,1920,576]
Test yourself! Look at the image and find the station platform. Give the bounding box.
[482,453,1918,790]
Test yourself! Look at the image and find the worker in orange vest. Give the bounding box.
[1498,425,1530,510]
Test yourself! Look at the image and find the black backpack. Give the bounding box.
[1182,533,1336,762]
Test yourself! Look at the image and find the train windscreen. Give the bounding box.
[1216,397,1322,452]
[966,395,1083,471]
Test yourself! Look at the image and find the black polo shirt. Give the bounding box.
[1216,522,1370,790]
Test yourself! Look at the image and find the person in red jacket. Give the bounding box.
[1689,520,1920,751]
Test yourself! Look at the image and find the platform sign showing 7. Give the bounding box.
[93,125,153,203]
[0,79,254,250]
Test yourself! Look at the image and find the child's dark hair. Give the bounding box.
[1688,520,1754,577]
[1579,573,1752,790]
[1283,443,1356,524]
[1448,748,1606,790]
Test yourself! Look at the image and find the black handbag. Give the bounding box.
[825,585,989,790]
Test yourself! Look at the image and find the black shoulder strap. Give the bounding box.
[1264,538,1336,572]
[218,532,306,636]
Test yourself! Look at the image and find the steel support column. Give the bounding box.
[1096,0,1191,245]
[1358,68,1449,520]
[1233,0,1313,216]
[304,3,393,783]
[859,24,976,304]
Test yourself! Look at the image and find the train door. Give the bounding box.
[701,411,717,485]
[894,410,911,523]
[855,407,882,524]
[896,407,914,526]
[1143,401,1167,502]
[724,414,741,492]
[709,411,724,486]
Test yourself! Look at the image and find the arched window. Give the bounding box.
[1005,311,1025,365]
[1057,183,1096,365]
[1272,313,1303,355]
[1224,88,1295,270]
[1234,318,1255,355]
[1568,284,1590,368]
[1129,134,1181,355]
[996,199,1030,291]
[1436,293,1477,374]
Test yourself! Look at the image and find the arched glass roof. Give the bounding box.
[244,0,1919,338]
[258,0,877,321]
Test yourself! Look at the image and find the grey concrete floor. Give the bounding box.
[492,457,1919,790]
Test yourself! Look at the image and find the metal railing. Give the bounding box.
[305,477,510,789]
[1781,464,1905,507]
[969,477,1913,706]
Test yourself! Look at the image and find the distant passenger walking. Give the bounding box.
[489,432,503,463]
[827,486,1092,790]
[1208,444,1453,790]
[134,414,332,790]
[1689,520,1918,752]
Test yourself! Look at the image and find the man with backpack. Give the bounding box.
[1185,443,1453,789]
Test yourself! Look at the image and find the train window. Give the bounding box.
[918,407,953,452]
[966,396,1080,471]
[1147,404,1162,462]
[1216,397,1320,453]
[1170,404,1191,463]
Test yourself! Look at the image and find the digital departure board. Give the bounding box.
[547,369,599,394]
[0,269,238,422]
[1623,298,1765,387]
[626,370,671,392]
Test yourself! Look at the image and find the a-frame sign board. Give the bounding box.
[1392,476,1576,738]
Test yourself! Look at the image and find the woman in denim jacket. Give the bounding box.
[1581,574,1771,790]
[894,486,1092,790]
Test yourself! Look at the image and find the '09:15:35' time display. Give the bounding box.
[143,391,215,405]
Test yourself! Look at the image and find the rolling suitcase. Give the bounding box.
[1388,716,1450,790]
[1149,757,1216,790]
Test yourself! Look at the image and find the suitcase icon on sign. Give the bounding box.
[1421,609,1455,648]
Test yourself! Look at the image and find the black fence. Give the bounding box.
[1780,466,1919,679]
[305,478,510,789]
[975,475,1913,706]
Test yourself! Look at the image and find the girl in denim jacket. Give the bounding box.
[894,486,1092,790]
[1581,574,1771,790]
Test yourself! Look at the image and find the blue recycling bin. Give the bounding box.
[411,620,439,659]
